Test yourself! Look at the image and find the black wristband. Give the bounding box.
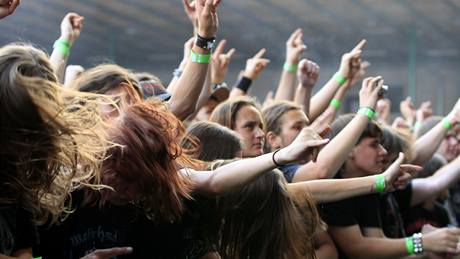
[235,76,252,93]
[195,34,216,50]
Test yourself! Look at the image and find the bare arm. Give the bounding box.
[50,13,84,83]
[309,40,366,121]
[0,0,20,19]
[229,49,270,98]
[293,76,383,181]
[411,98,459,165]
[0,248,32,259]
[289,153,419,203]
[168,0,219,120]
[188,127,329,195]
[411,155,460,206]
[294,59,319,118]
[274,28,306,101]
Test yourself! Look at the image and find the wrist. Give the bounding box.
[192,45,211,55]
[273,148,290,166]
[243,70,255,80]
[357,106,375,120]
[59,35,74,46]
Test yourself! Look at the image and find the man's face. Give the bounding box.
[277,109,309,149]
[437,129,459,162]
[349,137,388,176]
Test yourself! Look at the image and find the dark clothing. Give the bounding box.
[320,193,382,259]
[379,184,413,238]
[403,202,450,236]
[278,163,300,183]
[37,191,212,259]
[0,205,38,255]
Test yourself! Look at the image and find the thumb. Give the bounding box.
[307,138,329,148]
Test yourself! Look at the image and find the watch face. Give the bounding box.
[206,41,215,49]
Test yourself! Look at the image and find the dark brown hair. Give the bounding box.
[218,169,318,259]
[183,121,243,161]
[209,96,262,130]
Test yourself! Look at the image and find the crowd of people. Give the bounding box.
[1,0,460,258]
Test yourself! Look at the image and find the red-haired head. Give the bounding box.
[89,100,195,221]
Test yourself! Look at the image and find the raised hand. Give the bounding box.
[400,97,417,124]
[382,153,422,192]
[445,98,460,126]
[416,101,433,123]
[297,58,320,88]
[285,28,307,66]
[211,39,235,83]
[195,0,220,38]
[376,98,391,124]
[338,39,366,80]
[0,0,20,19]
[243,48,270,80]
[359,76,383,109]
[348,60,370,87]
[391,116,411,129]
[81,247,133,259]
[60,12,84,45]
[183,0,198,29]
[275,127,329,164]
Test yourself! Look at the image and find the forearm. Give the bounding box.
[167,60,187,94]
[293,114,369,181]
[411,157,460,206]
[332,235,408,259]
[412,120,449,166]
[314,231,339,259]
[274,69,296,101]
[49,35,71,83]
[288,174,378,203]
[169,46,209,119]
[294,84,312,118]
[309,75,342,121]
[193,153,277,195]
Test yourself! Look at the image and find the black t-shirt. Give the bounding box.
[403,201,450,236]
[37,191,214,259]
[320,193,382,259]
[379,184,413,238]
[0,205,38,255]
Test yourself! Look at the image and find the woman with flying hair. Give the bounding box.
[0,43,110,258]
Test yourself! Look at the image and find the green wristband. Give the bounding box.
[374,174,386,193]
[191,50,211,63]
[334,73,347,86]
[442,117,453,130]
[405,237,415,255]
[330,99,341,109]
[357,107,375,120]
[283,62,298,73]
[53,39,71,57]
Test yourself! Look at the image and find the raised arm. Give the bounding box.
[0,0,20,19]
[274,28,306,101]
[411,155,460,206]
[188,127,329,195]
[293,76,383,181]
[294,59,319,118]
[229,48,270,98]
[49,13,84,83]
[309,40,366,121]
[289,153,420,203]
[411,98,460,165]
[168,0,220,120]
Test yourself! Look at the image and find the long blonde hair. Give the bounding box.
[0,43,110,224]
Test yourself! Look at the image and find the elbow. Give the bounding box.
[169,102,195,120]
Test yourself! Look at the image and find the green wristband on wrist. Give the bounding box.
[330,99,341,109]
[442,117,453,130]
[374,175,386,193]
[191,50,211,63]
[358,107,375,120]
[283,62,298,73]
[405,237,415,255]
[334,73,347,86]
[53,39,71,57]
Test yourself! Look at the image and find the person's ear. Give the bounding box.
[266,131,281,151]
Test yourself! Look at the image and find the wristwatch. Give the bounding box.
[195,34,216,50]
